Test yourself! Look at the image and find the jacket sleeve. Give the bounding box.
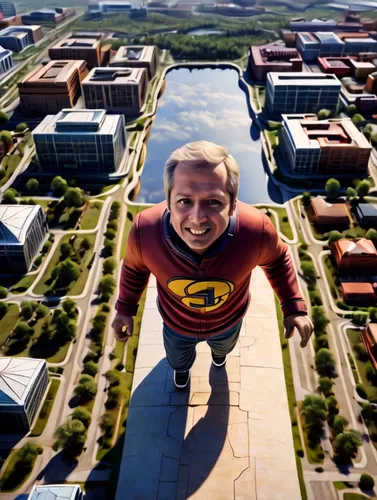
[257,213,307,318]
[115,214,151,316]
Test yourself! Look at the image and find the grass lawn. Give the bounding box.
[344,495,369,500]
[347,329,377,403]
[9,274,37,294]
[272,206,294,241]
[120,204,151,259]
[33,234,96,296]
[300,408,325,464]
[274,295,308,500]
[0,304,19,346]
[20,198,50,211]
[80,202,103,230]
[323,255,340,301]
[334,481,354,490]
[0,154,21,187]
[0,447,38,492]
[30,379,60,437]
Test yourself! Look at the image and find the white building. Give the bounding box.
[0,45,12,74]
[0,358,48,433]
[0,205,48,273]
[110,45,157,80]
[28,484,84,500]
[88,0,146,13]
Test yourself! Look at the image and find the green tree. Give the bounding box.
[103,257,116,275]
[62,299,77,318]
[325,178,340,199]
[74,375,97,401]
[100,414,114,436]
[15,123,28,133]
[104,370,120,387]
[3,188,18,204]
[352,113,365,127]
[26,178,39,195]
[301,192,312,207]
[312,306,329,332]
[35,304,49,319]
[366,228,377,248]
[326,395,339,415]
[103,239,114,257]
[110,201,120,220]
[104,228,116,240]
[360,473,375,490]
[346,104,356,116]
[98,275,116,299]
[328,230,342,246]
[105,386,122,409]
[80,237,90,251]
[346,187,356,199]
[51,176,68,197]
[301,394,328,434]
[20,302,33,320]
[317,109,331,120]
[64,187,84,208]
[333,429,362,460]
[52,259,80,287]
[332,415,348,436]
[301,261,316,287]
[0,285,7,299]
[83,360,98,377]
[59,242,72,260]
[0,111,9,124]
[357,179,370,198]
[318,377,333,396]
[13,321,32,339]
[71,407,92,427]
[363,128,372,141]
[55,419,86,450]
[372,133,377,149]
[315,348,336,377]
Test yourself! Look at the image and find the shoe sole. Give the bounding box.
[174,371,190,389]
[212,356,227,367]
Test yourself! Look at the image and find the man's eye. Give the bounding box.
[178,199,190,205]
[208,199,221,206]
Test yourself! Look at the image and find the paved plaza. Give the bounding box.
[116,267,301,500]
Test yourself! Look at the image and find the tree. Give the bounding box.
[366,228,377,248]
[328,231,342,246]
[317,109,331,120]
[100,414,114,436]
[98,275,116,299]
[301,395,328,434]
[104,370,120,387]
[325,178,340,199]
[83,360,98,377]
[372,134,377,149]
[360,473,375,490]
[0,285,7,299]
[356,179,370,198]
[326,395,339,415]
[62,299,77,318]
[346,104,356,116]
[106,387,122,409]
[13,321,32,339]
[64,187,84,208]
[332,415,348,436]
[312,306,329,332]
[80,237,90,251]
[369,306,377,323]
[35,304,49,319]
[110,201,120,220]
[3,188,18,204]
[51,176,68,197]
[55,419,86,450]
[363,128,372,141]
[71,407,92,427]
[104,228,116,240]
[318,377,333,396]
[301,192,312,207]
[333,429,362,460]
[346,187,356,199]
[103,239,114,257]
[315,348,336,377]
[103,257,116,275]
[59,242,72,260]
[20,302,33,320]
[26,178,39,195]
[15,123,28,133]
[0,111,9,124]
[352,113,365,127]
[74,375,97,401]
[52,259,80,287]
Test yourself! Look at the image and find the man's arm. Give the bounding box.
[113,214,151,340]
[258,213,313,347]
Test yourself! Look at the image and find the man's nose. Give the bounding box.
[188,203,207,224]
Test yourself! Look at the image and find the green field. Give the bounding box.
[80,202,103,230]
[30,379,61,437]
[0,304,19,346]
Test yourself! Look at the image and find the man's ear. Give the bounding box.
[230,199,237,216]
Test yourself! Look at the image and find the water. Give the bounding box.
[136,67,281,205]
[186,29,225,36]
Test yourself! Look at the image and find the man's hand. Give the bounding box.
[112,313,134,343]
[284,314,314,348]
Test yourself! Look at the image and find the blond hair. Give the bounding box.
[164,141,240,209]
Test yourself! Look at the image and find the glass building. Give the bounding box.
[33,108,127,174]
[0,358,48,433]
[0,44,12,74]
[0,205,48,273]
[28,485,84,500]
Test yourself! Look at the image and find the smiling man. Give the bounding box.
[112,141,313,389]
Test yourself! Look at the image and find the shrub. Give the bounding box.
[352,113,365,126]
[20,302,33,320]
[51,176,68,197]
[72,407,92,427]
[357,180,370,198]
[3,188,18,204]
[326,395,339,415]
[34,255,42,267]
[0,285,7,299]
[318,109,331,120]
[325,178,340,199]
[100,414,114,437]
[15,123,28,133]
[309,290,323,307]
[318,376,333,396]
[104,228,116,240]
[103,257,116,275]
[355,342,369,361]
[83,360,98,377]
[360,473,375,490]
[110,201,120,220]
[105,387,122,409]
[312,306,329,333]
[315,335,329,351]
[366,228,377,249]
[301,260,316,287]
[356,384,368,399]
[328,231,342,246]
[332,415,348,436]
[315,348,336,377]
[352,313,368,326]
[26,178,39,195]
[0,110,9,124]
[103,239,115,257]
[366,364,377,386]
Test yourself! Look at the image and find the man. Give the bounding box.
[112,141,313,389]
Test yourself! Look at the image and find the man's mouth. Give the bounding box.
[186,228,211,236]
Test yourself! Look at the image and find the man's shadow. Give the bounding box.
[96,358,230,499]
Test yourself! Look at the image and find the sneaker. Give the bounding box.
[211,352,227,367]
[173,370,190,389]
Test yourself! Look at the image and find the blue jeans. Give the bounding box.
[163,321,242,372]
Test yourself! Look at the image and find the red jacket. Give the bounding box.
[116,201,307,338]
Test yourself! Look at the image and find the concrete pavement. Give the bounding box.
[116,267,301,500]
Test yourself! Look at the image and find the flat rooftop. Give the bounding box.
[268,72,341,86]
[114,45,155,62]
[0,205,44,245]
[20,60,86,84]
[53,37,99,49]
[0,358,46,406]
[83,67,145,84]
[33,108,123,136]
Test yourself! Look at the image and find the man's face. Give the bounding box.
[169,162,236,255]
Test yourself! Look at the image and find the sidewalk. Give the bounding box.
[116,267,301,500]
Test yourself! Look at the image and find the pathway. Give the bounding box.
[116,267,301,500]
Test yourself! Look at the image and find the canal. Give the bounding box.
[135,66,283,205]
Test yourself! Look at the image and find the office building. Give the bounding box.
[356,203,377,226]
[318,56,353,77]
[110,45,157,80]
[0,358,48,433]
[49,34,110,69]
[0,205,48,273]
[344,37,377,56]
[266,72,341,114]
[19,60,88,115]
[297,32,344,62]
[0,44,12,74]
[0,2,15,18]
[331,238,377,275]
[22,8,75,26]
[341,282,377,306]
[310,198,351,227]
[28,485,84,500]
[279,114,371,176]
[362,323,377,370]
[82,67,147,115]
[366,71,377,93]
[88,0,146,13]
[33,108,127,174]
[289,18,338,32]
[248,43,302,81]
[0,25,42,52]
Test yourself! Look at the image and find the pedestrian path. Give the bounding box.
[116,267,301,500]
